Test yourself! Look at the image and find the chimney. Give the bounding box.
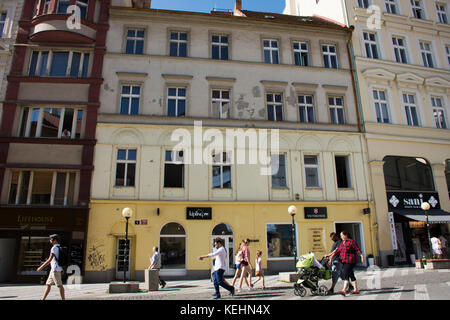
[234,0,242,12]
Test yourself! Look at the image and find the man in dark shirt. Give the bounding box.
[325,232,353,294]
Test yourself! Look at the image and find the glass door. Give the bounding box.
[116,238,131,280]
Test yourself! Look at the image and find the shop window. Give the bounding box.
[160,223,186,269]
[335,155,352,188]
[115,149,137,187]
[271,154,287,188]
[383,156,435,191]
[164,150,184,188]
[17,237,50,276]
[267,224,295,258]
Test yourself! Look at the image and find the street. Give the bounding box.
[1,267,449,300]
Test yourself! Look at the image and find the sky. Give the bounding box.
[150,0,286,14]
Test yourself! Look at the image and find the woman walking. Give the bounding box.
[329,231,365,296]
[238,239,254,292]
[231,242,250,287]
[251,250,265,289]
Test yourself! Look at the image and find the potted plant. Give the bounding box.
[367,254,374,267]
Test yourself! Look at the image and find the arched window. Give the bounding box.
[160,223,185,269]
[383,156,435,191]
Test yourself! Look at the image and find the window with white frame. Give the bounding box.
[419,42,434,68]
[328,96,345,124]
[385,0,398,14]
[411,0,425,19]
[57,0,70,14]
[167,87,186,117]
[293,42,309,66]
[267,93,283,121]
[212,89,230,119]
[363,32,379,59]
[373,89,390,123]
[263,39,280,64]
[164,150,184,188]
[120,85,141,115]
[29,50,90,77]
[115,149,137,187]
[436,3,448,24]
[169,32,187,57]
[125,29,145,54]
[18,107,84,139]
[446,45,450,66]
[0,12,6,38]
[298,95,315,123]
[403,94,420,126]
[431,97,447,129]
[335,156,352,188]
[271,154,287,188]
[211,35,229,60]
[8,170,76,206]
[304,155,320,188]
[358,0,370,8]
[322,44,338,68]
[392,37,408,63]
[212,151,232,189]
[76,0,89,19]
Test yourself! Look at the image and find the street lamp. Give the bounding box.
[121,207,133,283]
[421,202,432,259]
[288,205,298,271]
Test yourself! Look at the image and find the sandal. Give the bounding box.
[338,290,346,296]
[351,290,360,294]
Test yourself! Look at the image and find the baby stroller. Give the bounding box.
[293,252,332,297]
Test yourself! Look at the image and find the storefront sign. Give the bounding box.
[387,192,440,210]
[186,207,212,220]
[307,228,325,253]
[304,207,327,219]
[388,212,398,250]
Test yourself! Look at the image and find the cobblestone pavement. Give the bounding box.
[1,267,449,300]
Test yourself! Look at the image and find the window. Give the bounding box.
[411,0,424,19]
[322,44,338,68]
[76,0,89,19]
[120,85,141,115]
[403,94,420,126]
[57,0,70,14]
[212,89,230,119]
[169,32,187,57]
[43,0,52,14]
[164,150,184,188]
[263,39,279,64]
[267,93,283,121]
[363,32,379,59]
[125,29,145,54]
[383,156,435,191]
[446,45,450,66]
[392,37,408,63]
[436,3,448,24]
[298,95,315,123]
[328,97,345,124]
[18,107,84,139]
[211,35,229,60]
[385,0,398,14]
[271,154,287,188]
[8,170,76,205]
[115,149,137,187]
[373,89,390,123]
[431,97,447,129]
[160,223,186,269]
[335,156,352,188]
[0,12,6,38]
[358,0,370,8]
[293,42,309,66]
[304,155,320,188]
[29,51,90,77]
[267,224,295,258]
[167,88,186,117]
[212,151,232,189]
[419,42,434,68]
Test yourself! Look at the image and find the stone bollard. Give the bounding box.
[144,268,159,291]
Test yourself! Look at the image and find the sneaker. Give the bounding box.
[230,287,235,296]
[351,290,360,295]
[237,288,242,293]
[212,295,221,299]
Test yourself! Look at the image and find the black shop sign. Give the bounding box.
[387,192,441,210]
[186,207,212,220]
[304,207,327,219]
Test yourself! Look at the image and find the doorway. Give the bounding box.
[115,238,131,280]
[0,239,16,282]
[334,222,366,266]
[212,224,234,276]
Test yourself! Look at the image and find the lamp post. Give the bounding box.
[122,207,133,283]
[288,205,298,271]
[421,202,432,259]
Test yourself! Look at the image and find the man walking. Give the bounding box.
[199,237,235,299]
[36,234,65,300]
[324,232,353,295]
[149,246,166,288]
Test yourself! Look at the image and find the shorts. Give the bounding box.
[241,261,248,267]
[255,270,263,277]
[46,271,63,287]
[235,264,241,269]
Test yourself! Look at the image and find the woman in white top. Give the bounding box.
[251,250,265,290]
[231,242,250,287]
[431,234,442,259]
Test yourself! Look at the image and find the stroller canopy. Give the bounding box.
[296,253,324,269]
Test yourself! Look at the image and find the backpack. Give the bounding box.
[57,246,69,268]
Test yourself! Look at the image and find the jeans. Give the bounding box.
[213,269,234,298]
[331,260,342,284]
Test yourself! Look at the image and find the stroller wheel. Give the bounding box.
[294,284,307,297]
[318,285,328,296]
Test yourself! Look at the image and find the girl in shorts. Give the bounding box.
[251,250,265,289]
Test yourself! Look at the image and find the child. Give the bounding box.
[251,250,265,290]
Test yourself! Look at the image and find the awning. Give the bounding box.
[393,209,450,224]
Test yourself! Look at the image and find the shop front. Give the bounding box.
[84,200,375,283]
[0,207,88,283]
[387,192,450,264]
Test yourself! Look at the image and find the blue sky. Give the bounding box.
[151,0,286,13]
